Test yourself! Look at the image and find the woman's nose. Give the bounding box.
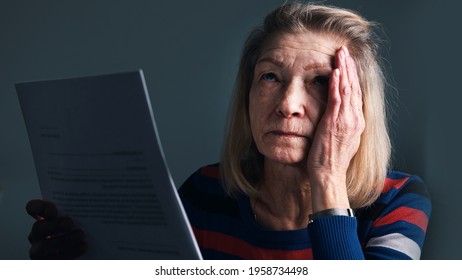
[276,81,305,118]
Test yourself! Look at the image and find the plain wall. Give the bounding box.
[0,0,460,259]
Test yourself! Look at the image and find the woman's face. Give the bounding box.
[249,31,340,165]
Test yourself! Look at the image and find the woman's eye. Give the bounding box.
[261,73,277,82]
[313,76,329,86]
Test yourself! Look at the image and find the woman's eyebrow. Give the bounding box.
[304,63,332,71]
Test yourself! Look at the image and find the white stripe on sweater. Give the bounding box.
[366,232,421,259]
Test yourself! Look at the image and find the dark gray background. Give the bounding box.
[0,0,460,259]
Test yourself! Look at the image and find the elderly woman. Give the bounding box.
[26,3,431,260]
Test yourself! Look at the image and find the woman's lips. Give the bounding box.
[271,130,307,138]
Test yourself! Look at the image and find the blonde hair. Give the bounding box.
[221,2,391,209]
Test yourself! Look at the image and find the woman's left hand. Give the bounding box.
[307,46,365,211]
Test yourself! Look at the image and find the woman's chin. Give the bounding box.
[264,151,308,166]
[260,143,310,165]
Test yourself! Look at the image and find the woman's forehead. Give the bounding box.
[259,31,340,58]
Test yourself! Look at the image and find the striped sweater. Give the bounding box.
[178,164,431,260]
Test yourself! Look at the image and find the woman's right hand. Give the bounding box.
[26,199,87,259]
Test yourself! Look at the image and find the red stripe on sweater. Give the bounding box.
[193,227,313,259]
[372,206,428,233]
[382,177,409,193]
[201,166,221,180]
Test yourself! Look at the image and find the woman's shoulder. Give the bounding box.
[357,170,432,226]
[179,163,226,195]
[356,171,432,259]
[380,170,430,202]
[178,163,241,219]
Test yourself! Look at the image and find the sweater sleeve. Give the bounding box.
[309,216,365,259]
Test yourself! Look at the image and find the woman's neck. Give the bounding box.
[252,159,312,230]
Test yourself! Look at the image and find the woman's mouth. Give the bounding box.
[271,130,307,138]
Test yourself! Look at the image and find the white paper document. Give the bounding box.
[16,70,202,259]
